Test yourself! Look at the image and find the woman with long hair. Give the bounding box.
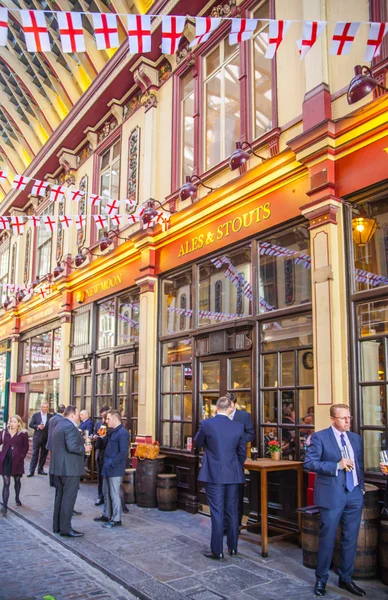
[0,415,29,514]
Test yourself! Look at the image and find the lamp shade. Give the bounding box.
[347,65,378,105]
[352,214,377,246]
[31,276,40,289]
[16,290,25,302]
[229,141,250,171]
[100,235,113,252]
[142,206,159,226]
[179,176,198,201]
[75,252,87,267]
[3,296,11,310]
[53,263,65,278]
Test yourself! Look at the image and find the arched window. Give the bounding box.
[236,272,244,315]
[179,294,187,331]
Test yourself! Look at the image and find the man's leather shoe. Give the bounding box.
[228,549,237,556]
[27,473,34,478]
[338,579,366,597]
[314,581,326,597]
[38,470,47,475]
[102,520,122,528]
[60,529,84,538]
[72,510,82,516]
[93,515,110,522]
[203,551,224,560]
[95,499,104,506]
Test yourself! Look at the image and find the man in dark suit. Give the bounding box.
[28,401,53,476]
[93,405,110,506]
[79,410,94,437]
[50,405,91,538]
[305,404,365,597]
[195,396,246,560]
[47,404,66,488]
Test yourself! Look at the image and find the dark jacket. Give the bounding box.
[29,411,53,443]
[195,415,246,484]
[232,409,255,443]
[49,418,85,477]
[304,427,365,509]
[0,429,29,475]
[102,424,130,478]
[46,413,64,451]
[79,418,93,437]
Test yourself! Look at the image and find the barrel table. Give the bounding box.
[135,456,165,508]
[122,468,136,504]
[379,520,388,585]
[301,511,320,569]
[157,474,177,511]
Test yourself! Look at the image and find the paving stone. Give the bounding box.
[129,552,195,581]
[131,578,188,600]
[189,591,227,600]
[195,565,272,595]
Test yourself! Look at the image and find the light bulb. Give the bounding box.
[356,223,365,232]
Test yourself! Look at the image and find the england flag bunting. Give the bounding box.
[69,189,85,202]
[0,217,9,230]
[75,215,86,230]
[59,215,72,228]
[0,8,8,47]
[127,15,151,54]
[0,170,8,182]
[330,22,360,55]
[10,217,25,235]
[57,12,85,53]
[93,214,107,229]
[110,214,124,228]
[297,21,326,59]
[20,10,50,53]
[92,13,119,50]
[161,16,185,55]
[265,20,291,58]
[364,22,388,61]
[229,18,258,45]
[50,185,66,202]
[103,199,120,216]
[28,216,40,228]
[31,180,48,197]
[190,17,221,47]
[11,175,30,190]
[43,215,56,232]
[88,194,102,206]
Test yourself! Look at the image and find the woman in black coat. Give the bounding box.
[0,415,29,514]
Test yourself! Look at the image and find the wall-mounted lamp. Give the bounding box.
[179,175,215,202]
[229,141,266,171]
[31,276,40,289]
[142,199,171,226]
[3,296,11,310]
[99,230,129,252]
[74,247,98,267]
[351,207,377,246]
[347,65,388,105]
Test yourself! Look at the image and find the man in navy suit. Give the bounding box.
[28,401,53,476]
[195,396,246,560]
[305,404,365,597]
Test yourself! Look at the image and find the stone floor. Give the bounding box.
[2,471,388,600]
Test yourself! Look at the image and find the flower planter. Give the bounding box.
[270,451,281,461]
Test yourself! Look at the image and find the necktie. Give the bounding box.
[340,434,355,492]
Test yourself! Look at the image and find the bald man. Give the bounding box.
[79,410,93,437]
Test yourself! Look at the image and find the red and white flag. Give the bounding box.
[57,12,85,53]
[50,184,66,202]
[69,189,85,202]
[11,175,30,191]
[43,215,57,232]
[161,16,185,55]
[88,194,102,206]
[0,8,8,47]
[128,213,139,224]
[92,13,119,50]
[229,18,258,44]
[59,215,72,228]
[20,10,50,53]
[10,216,25,235]
[127,15,151,54]
[0,170,8,182]
[103,199,120,216]
[110,214,124,228]
[265,20,291,58]
[0,217,9,230]
[297,21,326,59]
[135,206,146,219]
[190,17,221,47]
[28,216,40,228]
[75,215,86,230]
[365,22,388,61]
[93,214,107,230]
[124,198,137,210]
[31,180,48,197]
[330,22,360,55]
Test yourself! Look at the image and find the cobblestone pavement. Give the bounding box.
[2,471,388,600]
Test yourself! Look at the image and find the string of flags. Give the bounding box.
[0,8,387,61]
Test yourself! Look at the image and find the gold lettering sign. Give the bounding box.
[23,306,55,327]
[85,273,123,299]
[133,0,154,13]
[177,202,271,257]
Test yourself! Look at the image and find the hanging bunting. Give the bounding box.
[92,13,119,50]
[11,175,30,191]
[265,20,291,58]
[0,170,8,182]
[31,180,48,197]
[75,215,86,230]
[88,194,102,206]
[229,18,258,45]
[43,215,57,232]
[127,14,151,53]
[103,199,120,216]
[59,215,72,228]
[28,216,40,228]
[0,8,8,47]
[110,214,124,228]
[10,217,25,235]
[20,10,50,53]
[50,184,66,202]
[190,17,221,47]
[0,216,9,230]
[364,22,388,61]
[69,189,85,202]
[57,12,85,53]
[297,21,326,59]
[93,214,108,229]
[161,16,185,55]
[330,21,360,55]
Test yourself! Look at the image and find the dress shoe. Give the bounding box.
[228,549,237,556]
[95,498,104,506]
[381,507,388,520]
[338,579,366,597]
[38,470,47,475]
[15,499,22,507]
[102,520,122,528]
[1,505,7,515]
[93,515,110,522]
[72,510,82,516]
[60,529,84,538]
[314,581,326,597]
[53,529,59,534]
[27,473,34,478]
[202,551,224,560]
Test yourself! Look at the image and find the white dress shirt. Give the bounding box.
[40,412,47,426]
[331,425,359,487]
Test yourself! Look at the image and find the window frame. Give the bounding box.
[36,204,54,278]
[0,234,10,304]
[99,140,121,239]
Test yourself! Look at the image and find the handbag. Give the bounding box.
[135,441,160,460]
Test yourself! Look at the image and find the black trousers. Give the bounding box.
[30,438,48,474]
[97,453,104,500]
[53,475,80,534]
[384,479,388,509]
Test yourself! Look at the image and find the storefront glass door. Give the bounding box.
[117,366,138,439]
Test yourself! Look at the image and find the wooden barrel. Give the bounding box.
[135,457,165,508]
[333,483,380,578]
[122,468,136,504]
[301,512,320,568]
[157,474,178,511]
[379,520,388,585]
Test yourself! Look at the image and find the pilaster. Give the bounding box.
[8,333,19,418]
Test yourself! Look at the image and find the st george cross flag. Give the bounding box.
[88,194,102,206]
[28,216,40,228]
[57,12,85,53]
[92,13,119,50]
[330,22,360,55]
[75,215,86,230]
[229,18,258,45]
[10,216,25,235]
[43,215,57,232]
[0,217,9,230]
[127,15,151,53]
[0,8,8,47]
[190,17,221,47]
[265,20,291,58]
[59,215,72,228]
[50,185,66,202]
[365,22,388,61]
[93,214,107,230]
[31,180,48,197]
[103,199,120,216]
[297,21,326,59]
[161,16,185,55]
[110,214,124,228]
[11,175,30,191]
[20,10,50,53]
[0,170,8,182]
[69,189,85,202]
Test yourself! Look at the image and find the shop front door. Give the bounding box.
[117,366,138,440]
[72,374,92,416]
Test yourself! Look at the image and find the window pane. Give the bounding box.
[53,329,61,369]
[263,354,277,387]
[281,352,295,386]
[22,341,30,375]
[360,340,384,381]
[281,391,295,421]
[205,46,220,76]
[263,391,277,423]
[184,423,192,450]
[299,350,314,385]
[162,422,170,446]
[38,240,52,278]
[74,376,82,396]
[205,71,222,170]
[363,429,386,472]
[162,339,192,364]
[201,361,220,390]
[281,427,296,459]
[162,270,192,335]
[163,395,170,419]
[31,332,52,372]
[162,367,170,392]
[172,423,181,448]
[299,390,314,424]
[117,292,139,345]
[229,357,250,389]
[253,17,272,138]
[183,394,192,420]
[101,149,110,170]
[172,394,181,420]
[261,315,313,351]
[201,392,219,419]
[183,365,192,391]
[171,366,181,392]
[98,300,115,349]
[263,425,277,456]
[362,385,385,427]
[358,300,388,337]
[224,53,240,160]
[182,93,194,182]
[234,391,251,414]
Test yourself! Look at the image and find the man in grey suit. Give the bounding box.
[46,404,66,452]
[50,405,91,538]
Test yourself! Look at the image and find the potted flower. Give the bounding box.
[267,439,281,461]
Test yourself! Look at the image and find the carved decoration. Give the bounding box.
[140,90,158,111]
[124,93,142,118]
[127,127,140,212]
[98,119,117,144]
[176,44,195,66]
[77,175,88,247]
[76,143,93,166]
[211,0,237,17]
[10,242,17,285]
[158,59,172,83]
[24,230,31,285]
